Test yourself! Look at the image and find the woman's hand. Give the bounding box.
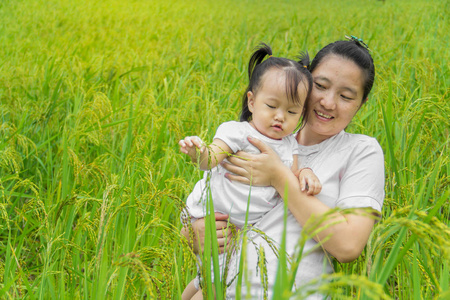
[221,136,287,187]
[182,213,233,254]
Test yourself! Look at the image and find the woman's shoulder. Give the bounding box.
[341,131,379,142]
[332,131,383,153]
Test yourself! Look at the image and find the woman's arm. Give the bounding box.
[222,136,376,263]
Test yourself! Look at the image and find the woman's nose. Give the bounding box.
[320,92,337,110]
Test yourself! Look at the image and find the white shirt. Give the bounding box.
[226,130,385,299]
[186,121,299,227]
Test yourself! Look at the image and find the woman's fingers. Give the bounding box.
[216,226,232,239]
[226,172,252,184]
[214,212,229,221]
[221,160,248,177]
[215,220,228,228]
[216,222,233,254]
[215,221,228,235]
[217,228,234,254]
[247,136,271,153]
[188,215,234,254]
[222,138,280,187]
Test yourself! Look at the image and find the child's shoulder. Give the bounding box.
[214,121,252,153]
[218,120,248,128]
[216,121,251,134]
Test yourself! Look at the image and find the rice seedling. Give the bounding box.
[0,0,448,298]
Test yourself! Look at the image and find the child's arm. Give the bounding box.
[291,155,299,173]
[295,167,322,196]
[179,136,233,171]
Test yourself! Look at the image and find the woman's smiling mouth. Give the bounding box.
[315,110,333,120]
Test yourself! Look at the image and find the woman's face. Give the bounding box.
[301,54,365,145]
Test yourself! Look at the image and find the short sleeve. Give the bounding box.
[336,137,385,213]
[213,121,247,153]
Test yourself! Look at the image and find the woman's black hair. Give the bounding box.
[240,43,313,129]
[309,40,375,103]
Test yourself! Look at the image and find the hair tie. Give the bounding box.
[345,35,371,51]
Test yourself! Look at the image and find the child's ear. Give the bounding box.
[247,91,255,113]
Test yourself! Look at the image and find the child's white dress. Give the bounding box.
[184,121,298,288]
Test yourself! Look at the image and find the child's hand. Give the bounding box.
[296,167,322,195]
[179,136,206,161]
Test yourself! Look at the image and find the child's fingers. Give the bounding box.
[182,136,196,147]
[307,181,322,195]
[302,178,313,195]
[300,177,306,192]
[182,136,204,151]
[316,183,322,195]
[184,137,195,147]
[192,137,205,152]
[306,180,314,195]
[178,140,188,154]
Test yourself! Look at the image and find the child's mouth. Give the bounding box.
[272,124,282,131]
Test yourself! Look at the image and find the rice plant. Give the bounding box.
[0,0,448,298]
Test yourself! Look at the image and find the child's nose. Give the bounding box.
[274,110,285,121]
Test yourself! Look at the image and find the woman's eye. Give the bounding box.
[314,82,325,89]
[266,104,275,109]
[341,95,353,100]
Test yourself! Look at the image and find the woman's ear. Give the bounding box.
[247,91,255,113]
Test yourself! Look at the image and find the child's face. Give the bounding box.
[247,69,306,140]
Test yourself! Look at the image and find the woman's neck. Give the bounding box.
[296,125,329,146]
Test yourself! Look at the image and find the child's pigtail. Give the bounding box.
[248,43,273,80]
[295,51,313,131]
[240,43,273,121]
[297,51,311,70]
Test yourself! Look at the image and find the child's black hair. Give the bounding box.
[309,40,375,103]
[240,43,313,129]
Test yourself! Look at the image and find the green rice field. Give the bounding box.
[0,0,449,298]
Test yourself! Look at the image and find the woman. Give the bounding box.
[184,38,384,298]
